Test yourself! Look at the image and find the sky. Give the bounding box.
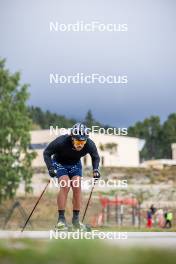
[0,0,176,127]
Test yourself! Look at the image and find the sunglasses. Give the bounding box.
[73,139,87,145]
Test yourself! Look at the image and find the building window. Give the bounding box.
[29,143,48,150]
[99,143,118,155]
[84,156,87,166]
[101,156,104,166]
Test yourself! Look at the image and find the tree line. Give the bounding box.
[128,115,176,160]
[29,105,176,160]
[28,107,104,130]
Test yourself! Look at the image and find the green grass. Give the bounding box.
[0,239,176,264]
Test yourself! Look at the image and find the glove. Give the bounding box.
[48,168,57,178]
[93,169,100,180]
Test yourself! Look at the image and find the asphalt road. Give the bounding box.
[0,231,176,248]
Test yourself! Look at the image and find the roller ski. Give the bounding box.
[72,219,92,232]
[55,220,68,232]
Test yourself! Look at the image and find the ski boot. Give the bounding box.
[55,219,68,231]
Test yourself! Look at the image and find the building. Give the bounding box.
[29,129,145,168]
[141,143,176,169]
[141,159,176,169]
[172,143,176,160]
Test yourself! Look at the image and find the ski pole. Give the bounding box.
[82,179,96,223]
[21,179,50,232]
